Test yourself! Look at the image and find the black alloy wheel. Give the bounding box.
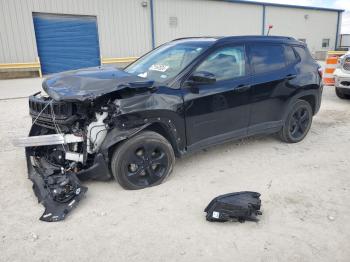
[289,106,310,140]
[279,100,313,143]
[111,131,175,190]
[125,144,169,186]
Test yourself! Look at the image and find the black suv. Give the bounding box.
[19,36,322,221]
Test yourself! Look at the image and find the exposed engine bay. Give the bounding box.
[12,66,173,222]
[18,92,118,221]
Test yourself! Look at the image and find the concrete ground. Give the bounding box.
[1,77,350,262]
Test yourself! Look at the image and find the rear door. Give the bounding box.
[183,44,252,150]
[247,43,298,134]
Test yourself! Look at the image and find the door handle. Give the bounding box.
[286,74,296,80]
[235,84,251,92]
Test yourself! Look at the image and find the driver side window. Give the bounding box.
[194,45,246,81]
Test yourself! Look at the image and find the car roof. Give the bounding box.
[172,35,304,46]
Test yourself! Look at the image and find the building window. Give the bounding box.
[169,16,178,27]
[298,38,306,43]
[322,38,330,48]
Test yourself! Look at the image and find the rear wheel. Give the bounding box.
[111,131,175,190]
[279,100,313,143]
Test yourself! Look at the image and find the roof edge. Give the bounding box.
[220,0,345,12]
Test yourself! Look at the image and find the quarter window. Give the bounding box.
[322,38,330,48]
[194,46,246,81]
[284,45,298,65]
[250,44,285,74]
[294,46,312,61]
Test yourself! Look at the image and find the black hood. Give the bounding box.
[43,66,154,102]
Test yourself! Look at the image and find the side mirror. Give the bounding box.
[187,71,216,85]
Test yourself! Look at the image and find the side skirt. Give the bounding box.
[185,120,283,155]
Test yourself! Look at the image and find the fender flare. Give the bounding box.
[282,89,320,121]
[99,123,151,160]
[99,118,183,161]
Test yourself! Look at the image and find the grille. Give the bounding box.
[29,95,76,127]
[342,57,350,71]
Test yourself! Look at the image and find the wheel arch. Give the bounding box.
[283,90,320,121]
[298,94,316,114]
[99,120,183,162]
[143,122,182,157]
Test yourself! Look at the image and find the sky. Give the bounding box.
[245,0,350,34]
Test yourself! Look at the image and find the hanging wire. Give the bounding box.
[50,101,67,152]
[31,99,52,127]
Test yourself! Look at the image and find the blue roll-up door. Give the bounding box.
[33,13,100,75]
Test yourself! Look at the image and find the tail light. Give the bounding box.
[318,67,323,78]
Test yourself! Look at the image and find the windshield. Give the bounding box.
[124,40,214,83]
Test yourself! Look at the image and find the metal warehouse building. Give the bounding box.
[0,0,344,76]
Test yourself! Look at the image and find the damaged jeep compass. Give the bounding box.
[14,36,322,221]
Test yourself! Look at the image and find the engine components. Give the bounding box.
[86,111,108,154]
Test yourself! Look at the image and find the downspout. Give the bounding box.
[335,11,340,49]
[262,5,266,35]
[150,0,156,49]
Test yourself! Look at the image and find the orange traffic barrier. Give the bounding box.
[322,51,347,86]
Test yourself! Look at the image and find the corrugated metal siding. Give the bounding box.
[340,34,350,47]
[0,0,341,64]
[0,0,152,63]
[265,6,338,53]
[153,0,263,46]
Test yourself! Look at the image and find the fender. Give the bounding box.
[99,117,185,161]
[99,123,151,160]
[282,88,321,122]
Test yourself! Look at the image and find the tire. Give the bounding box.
[111,131,175,190]
[336,87,346,99]
[335,87,350,99]
[279,100,313,143]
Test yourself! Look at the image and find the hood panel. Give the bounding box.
[43,66,154,102]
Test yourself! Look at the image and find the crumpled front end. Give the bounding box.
[15,91,115,222]
[13,66,177,222]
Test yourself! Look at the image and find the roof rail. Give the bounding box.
[171,36,218,41]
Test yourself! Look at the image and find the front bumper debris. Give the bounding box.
[204,191,262,222]
[26,149,87,222]
[13,134,84,147]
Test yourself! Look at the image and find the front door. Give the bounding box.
[182,44,252,150]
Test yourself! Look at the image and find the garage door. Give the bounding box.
[33,13,100,75]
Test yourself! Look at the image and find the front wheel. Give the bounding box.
[279,100,313,143]
[111,131,175,190]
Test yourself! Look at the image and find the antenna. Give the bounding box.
[267,25,273,36]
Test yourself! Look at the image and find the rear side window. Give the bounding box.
[250,44,285,74]
[284,45,298,65]
[294,46,312,61]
